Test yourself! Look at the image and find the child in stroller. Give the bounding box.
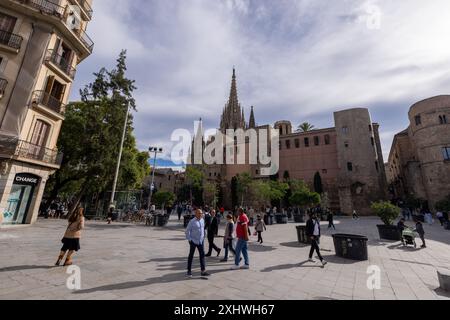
[398,218,417,248]
[401,227,417,248]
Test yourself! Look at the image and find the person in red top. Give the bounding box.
[231,208,250,270]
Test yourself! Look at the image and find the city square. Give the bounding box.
[1,0,450,306]
[1,215,449,300]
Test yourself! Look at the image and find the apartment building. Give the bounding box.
[0,0,94,225]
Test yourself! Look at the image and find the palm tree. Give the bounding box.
[297,122,315,133]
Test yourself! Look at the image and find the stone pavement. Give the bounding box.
[0,215,449,300]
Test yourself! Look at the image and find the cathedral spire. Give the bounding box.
[249,106,256,128]
[228,68,239,112]
[220,68,245,132]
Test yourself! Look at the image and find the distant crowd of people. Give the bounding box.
[39,199,69,219]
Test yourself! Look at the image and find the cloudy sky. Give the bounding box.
[71,0,450,167]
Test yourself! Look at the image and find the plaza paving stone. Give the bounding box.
[0,215,449,300]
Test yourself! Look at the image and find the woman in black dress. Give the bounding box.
[55,208,85,266]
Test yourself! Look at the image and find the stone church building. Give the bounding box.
[189,69,387,215]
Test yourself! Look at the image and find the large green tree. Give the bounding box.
[251,180,289,209]
[236,172,253,207]
[44,51,150,214]
[185,166,204,206]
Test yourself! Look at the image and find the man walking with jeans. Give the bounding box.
[306,212,327,267]
[231,208,250,270]
[185,209,210,277]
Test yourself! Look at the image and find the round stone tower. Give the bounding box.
[274,121,292,136]
[408,95,450,208]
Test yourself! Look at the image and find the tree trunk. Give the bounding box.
[68,183,88,216]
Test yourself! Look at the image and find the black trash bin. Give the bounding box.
[332,234,369,261]
[156,214,169,227]
[296,225,311,244]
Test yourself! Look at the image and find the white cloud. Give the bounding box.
[73,0,450,162]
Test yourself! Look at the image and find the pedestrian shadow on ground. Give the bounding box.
[73,267,238,294]
[247,243,277,252]
[279,241,309,248]
[260,260,323,272]
[320,254,360,265]
[73,271,202,294]
[387,243,421,251]
[139,256,186,264]
[0,265,57,273]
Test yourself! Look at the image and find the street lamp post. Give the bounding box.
[148,146,163,210]
[110,102,130,209]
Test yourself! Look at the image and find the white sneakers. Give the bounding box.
[240,265,250,270]
[230,265,240,270]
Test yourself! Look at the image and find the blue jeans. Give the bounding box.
[234,238,249,266]
[224,240,236,260]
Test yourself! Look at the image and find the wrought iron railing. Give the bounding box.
[75,27,94,52]
[77,0,92,19]
[0,78,7,97]
[0,135,63,166]
[12,0,94,52]
[45,49,76,79]
[15,0,66,19]
[31,90,66,115]
[16,140,63,165]
[0,29,23,50]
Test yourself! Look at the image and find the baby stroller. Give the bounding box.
[401,227,417,248]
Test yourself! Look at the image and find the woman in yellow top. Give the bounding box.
[56,207,85,266]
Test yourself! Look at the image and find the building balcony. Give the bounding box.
[31,90,66,117]
[72,26,94,52]
[69,0,92,21]
[8,0,94,57]
[15,0,66,18]
[0,29,23,52]
[0,78,7,99]
[0,135,63,168]
[45,49,76,80]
